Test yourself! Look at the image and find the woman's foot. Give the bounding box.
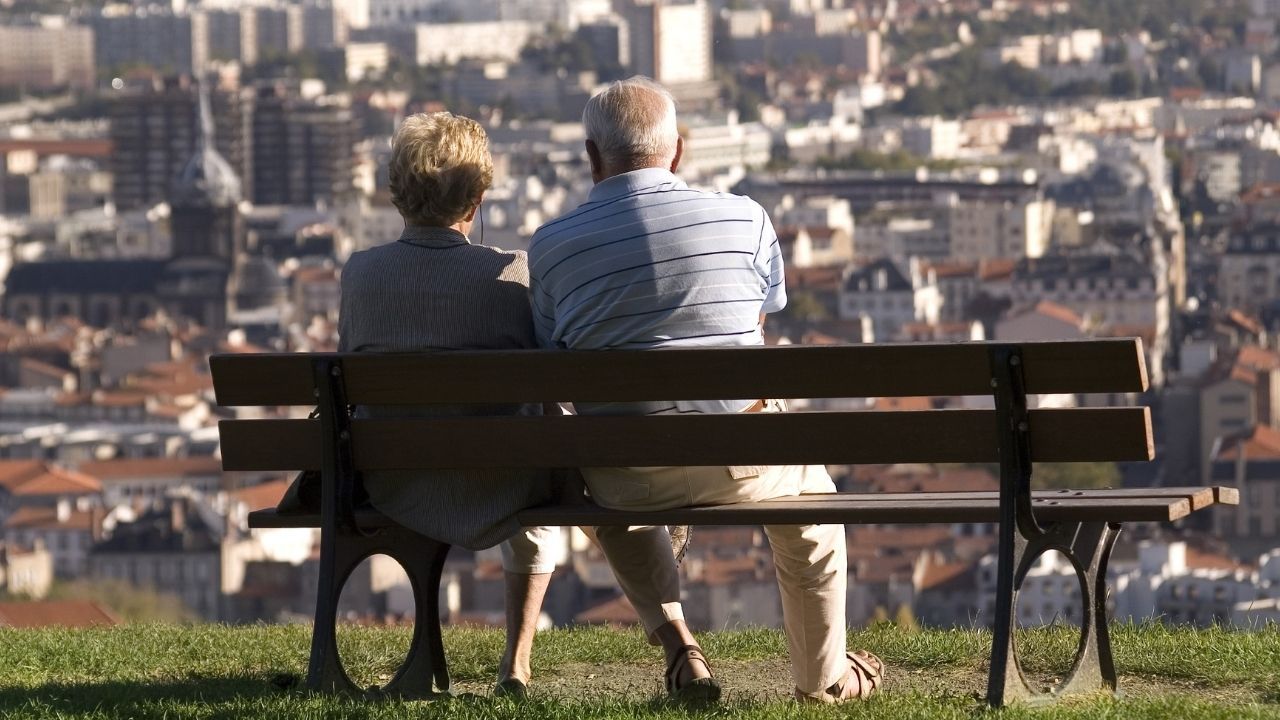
[493,676,528,701]
[794,650,885,704]
[664,644,721,704]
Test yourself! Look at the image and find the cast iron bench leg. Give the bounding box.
[987,520,1122,706]
[307,527,453,698]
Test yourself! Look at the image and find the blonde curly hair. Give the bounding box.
[388,112,494,228]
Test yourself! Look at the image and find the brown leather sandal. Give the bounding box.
[794,650,885,703]
[665,645,721,704]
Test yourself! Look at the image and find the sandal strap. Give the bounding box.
[665,645,712,693]
[844,650,883,698]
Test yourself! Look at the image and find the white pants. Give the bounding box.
[585,400,849,695]
[500,525,560,575]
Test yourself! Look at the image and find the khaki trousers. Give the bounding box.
[585,401,848,695]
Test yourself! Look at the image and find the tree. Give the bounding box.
[47,580,196,624]
[1109,68,1139,97]
[893,604,919,631]
[785,291,829,323]
[1032,462,1122,490]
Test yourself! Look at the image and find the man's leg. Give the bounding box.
[763,510,849,695]
[592,524,713,686]
[497,526,559,688]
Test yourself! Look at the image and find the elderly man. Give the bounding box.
[528,78,884,703]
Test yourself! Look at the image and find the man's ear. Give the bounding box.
[669,136,684,173]
[586,139,605,183]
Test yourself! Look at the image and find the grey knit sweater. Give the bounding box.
[338,225,556,550]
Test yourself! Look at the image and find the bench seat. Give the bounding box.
[248,486,1237,529]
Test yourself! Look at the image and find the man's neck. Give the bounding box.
[595,163,668,185]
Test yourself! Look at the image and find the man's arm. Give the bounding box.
[756,206,787,316]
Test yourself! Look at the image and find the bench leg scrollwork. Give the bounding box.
[308,357,454,698]
[986,347,1121,707]
[308,527,453,698]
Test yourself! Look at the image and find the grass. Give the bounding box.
[0,623,1276,718]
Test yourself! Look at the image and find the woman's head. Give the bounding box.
[389,112,494,227]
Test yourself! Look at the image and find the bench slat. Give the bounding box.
[245,487,1235,529]
[246,494,1197,529]
[219,407,1153,471]
[211,340,1147,407]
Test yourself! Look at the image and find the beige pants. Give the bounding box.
[585,400,848,695]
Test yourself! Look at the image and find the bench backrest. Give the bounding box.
[212,340,1152,473]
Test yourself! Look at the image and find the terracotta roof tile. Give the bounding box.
[1031,300,1084,327]
[78,456,222,480]
[1217,425,1280,461]
[3,505,95,532]
[918,560,974,591]
[0,600,119,628]
[575,595,639,625]
[0,461,101,496]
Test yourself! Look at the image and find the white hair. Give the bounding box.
[582,76,679,169]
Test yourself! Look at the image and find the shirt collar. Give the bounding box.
[397,225,470,249]
[587,167,684,203]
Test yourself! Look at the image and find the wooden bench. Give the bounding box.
[211,339,1237,707]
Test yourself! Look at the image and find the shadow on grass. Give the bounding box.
[0,674,293,714]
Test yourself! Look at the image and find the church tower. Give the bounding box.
[159,79,244,329]
[169,81,244,260]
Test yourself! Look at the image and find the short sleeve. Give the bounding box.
[756,206,787,314]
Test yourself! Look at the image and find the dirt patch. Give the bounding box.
[449,661,1269,705]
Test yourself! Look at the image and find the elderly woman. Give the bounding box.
[338,112,560,698]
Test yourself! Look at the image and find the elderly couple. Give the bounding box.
[338,77,884,704]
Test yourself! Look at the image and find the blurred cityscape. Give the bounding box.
[0,0,1273,633]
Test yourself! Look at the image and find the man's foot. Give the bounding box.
[664,645,721,704]
[794,650,885,704]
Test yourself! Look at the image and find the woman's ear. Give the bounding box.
[463,193,485,222]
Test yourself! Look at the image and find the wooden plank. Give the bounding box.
[1212,486,1240,505]
[248,495,1194,529]
[211,354,315,407]
[519,497,1191,526]
[211,339,1147,407]
[246,488,1224,528]
[757,487,1217,511]
[219,407,1153,471]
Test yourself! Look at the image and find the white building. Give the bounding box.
[900,117,962,160]
[838,258,941,341]
[948,195,1052,261]
[411,21,537,64]
[680,112,772,180]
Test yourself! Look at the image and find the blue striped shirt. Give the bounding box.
[528,168,786,415]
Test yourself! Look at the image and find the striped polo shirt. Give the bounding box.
[528,167,786,415]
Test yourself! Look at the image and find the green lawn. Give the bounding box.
[0,623,1276,718]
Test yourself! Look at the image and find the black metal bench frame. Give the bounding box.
[212,340,1237,707]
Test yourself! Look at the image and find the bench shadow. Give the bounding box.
[0,674,292,714]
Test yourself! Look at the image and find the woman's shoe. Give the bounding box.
[493,677,528,701]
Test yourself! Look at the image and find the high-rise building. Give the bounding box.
[90,7,196,76]
[619,0,713,86]
[0,20,95,91]
[109,76,251,211]
[250,82,356,207]
[253,4,305,60]
[192,7,258,67]
[300,0,349,49]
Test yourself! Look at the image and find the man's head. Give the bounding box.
[389,112,493,229]
[582,76,683,183]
